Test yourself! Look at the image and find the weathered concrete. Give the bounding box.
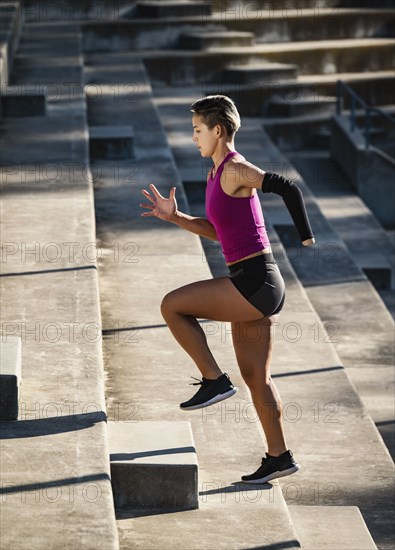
[140,38,395,85]
[289,506,378,549]
[108,421,198,510]
[1,84,46,116]
[268,94,337,117]
[80,8,395,51]
[0,21,118,549]
[178,30,255,49]
[330,116,395,227]
[0,336,21,420]
[89,125,135,160]
[222,62,298,84]
[133,1,212,19]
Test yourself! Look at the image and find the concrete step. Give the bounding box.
[80,8,395,51]
[133,1,212,18]
[279,147,395,461]
[108,421,198,511]
[140,38,395,85]
[262,106,395,151]
[210,71,395,117]
[289,506,377,549]
[268,95,337,117]
[1,84,46,116]
[0,22,119,548]
[89,125,135,160]
[178,30,255,50]
[0,336,21,420]
[222,62,298,84]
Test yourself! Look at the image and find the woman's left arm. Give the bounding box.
[234,161,316,246]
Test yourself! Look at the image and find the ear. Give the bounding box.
[215,124,224,137]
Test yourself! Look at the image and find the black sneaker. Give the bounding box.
[180,373,238,410]
[241,450,300,484]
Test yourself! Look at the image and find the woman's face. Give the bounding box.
[192,114,219,157]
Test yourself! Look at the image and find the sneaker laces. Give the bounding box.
[189,376,204,386]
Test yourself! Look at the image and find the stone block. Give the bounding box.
[0,336,21,420]
[108,420,198,511]
[89,125,134,160]
[1,85,46,116]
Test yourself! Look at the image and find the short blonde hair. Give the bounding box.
[191,95,241,136]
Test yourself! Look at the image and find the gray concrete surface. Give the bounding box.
[0,336,21,420]
[289,506,378,549]
[0,21,118,549]
[108,420,198,510]
[89,125,135,160]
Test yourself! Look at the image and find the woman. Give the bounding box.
[139,95,315,484]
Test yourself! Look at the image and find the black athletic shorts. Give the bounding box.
[228,252,285,317]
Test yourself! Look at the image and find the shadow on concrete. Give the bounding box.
[199,481,273,497]
[0,411,106,438]
[244,542,301,550]
[272,365,344,378]
[0,265,97,277]
[110,446,196,461]
[0,472,110,496]
[102,318,213,336]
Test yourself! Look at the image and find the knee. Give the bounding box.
[240,368,272,395]
[160,292,174,319]
[240,367,271,388]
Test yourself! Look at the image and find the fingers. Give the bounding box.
[141,189,155,203]
[148,183,163,199]
[139,202,153,210]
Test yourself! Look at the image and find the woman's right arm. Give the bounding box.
[169,210,218,241]
[140,183,218,241]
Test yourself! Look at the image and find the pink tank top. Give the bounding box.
[205,151,271,263]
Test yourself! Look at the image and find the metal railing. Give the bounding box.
[336,80,395,150]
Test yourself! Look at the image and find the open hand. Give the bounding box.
[140,184,177,222]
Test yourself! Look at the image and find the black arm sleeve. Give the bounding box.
[261,171,314,242]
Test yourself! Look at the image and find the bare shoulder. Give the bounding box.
[223,155,266,189]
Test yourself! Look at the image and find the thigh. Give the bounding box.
[161,277,265,322]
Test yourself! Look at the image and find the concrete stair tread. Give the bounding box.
[226,62,298,71]
[180,31,255,38]
[82,6,395,24]
[140,37,394,55]
[1,15,119,548]
[108,420,198,511]
[108,420,198,466]
[289,506,377,549]
[271,95,337,105]
[298,69,395,84]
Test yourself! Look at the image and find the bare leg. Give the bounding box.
[160,277,288,455]
[231,316,288,457]
[160,277,263,380]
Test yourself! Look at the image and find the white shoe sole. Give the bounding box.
[180,387,238,411]
[241,464,300,484]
